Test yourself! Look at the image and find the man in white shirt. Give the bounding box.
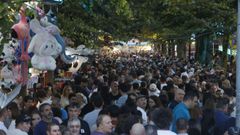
[136,95,148,125]
[8,114,31,135]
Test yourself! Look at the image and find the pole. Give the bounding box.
[236,0,240,128]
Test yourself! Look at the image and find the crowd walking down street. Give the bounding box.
[0,52,237,135]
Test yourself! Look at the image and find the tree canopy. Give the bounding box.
[0,0,237,48]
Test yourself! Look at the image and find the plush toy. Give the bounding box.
[0,84,21,109]
[40,15,76,64]
[68,45,95,73]
[69,56,88,73]
[28,19,62,70]
[0,65,16,89]
[46,9,57,25]
[1,43,16,64]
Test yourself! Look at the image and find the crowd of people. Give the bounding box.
[0,52,237,135]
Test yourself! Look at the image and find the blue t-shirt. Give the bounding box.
[171,102,190,132]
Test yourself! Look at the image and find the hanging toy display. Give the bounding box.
[28,18,62,70]
[39,10,76,64]
[11,5,30,85]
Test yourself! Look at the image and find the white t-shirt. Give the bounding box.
[8,128,28,135]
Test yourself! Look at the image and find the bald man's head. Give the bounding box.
[130,123,146,135]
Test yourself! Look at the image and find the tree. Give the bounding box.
[0,1,22,43]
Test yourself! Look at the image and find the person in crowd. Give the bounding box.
[76,77,92,97]
[8,114,31,135]
[75,92,88,109]
[160,75,167,90]
[67,118,81,135]
[62,102,90,135]
[84,92,104,131]
[129,82,140,95]
[108,81,121,105]
[29,110,41,135]
[34,103,59,135]
[131,72,142,85]
[6,102,20,129]
[152,107,176,135]
[105,105,120,130]
[139,81,148,96]
[46,86,54,100]
[115,82,131,107]
[172,91,198,132]
[60,85,73,108]
[22,95,35,115]
[35,90,52,108]
[91,114,113,135]
[147,95,162,111]
[115,113,141,135]
[176,118,188,135]
[201,98,215,135]
[168,88,185,110]
[130,123,146,135]
[124,93,138,116]
[1,52,238,135]
[189,107,202,131]
[51,93,68,122]
[68,93,78,107]
[99,85,111,106]
[214,97,235,135]
[46,122,62,135]
[0,108,9,134]
[136,95,148,125]
[80,93,94,118]
[99,104,120,131]
[159,90,170,108]
[62,128,71,135]
[145,108,159,135]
